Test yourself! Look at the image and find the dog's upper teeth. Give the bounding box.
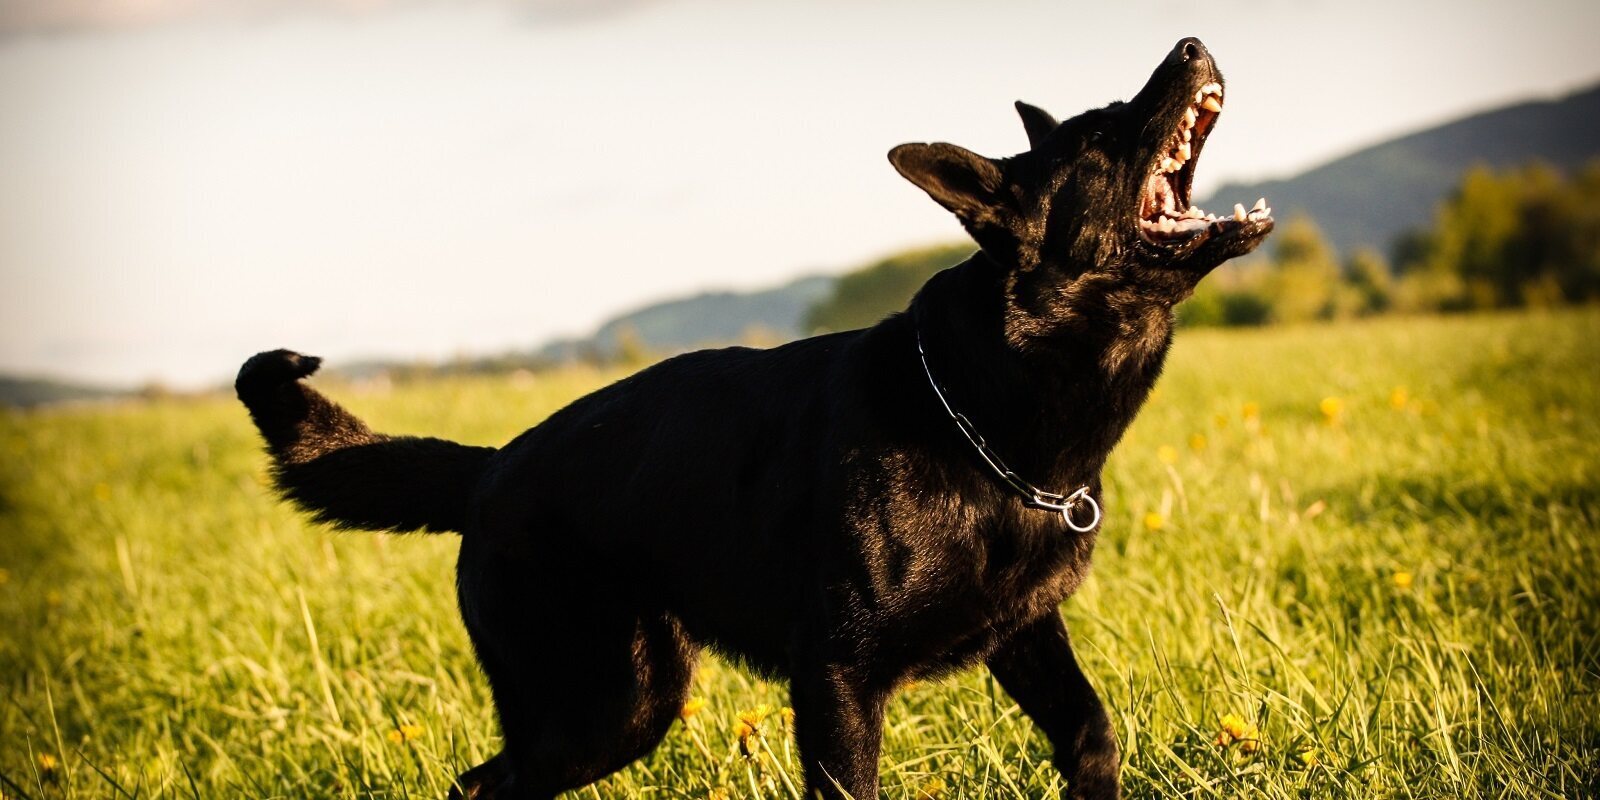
[1177,142,1191,162]
[1202,82,1222,97]
[1185,107,1197,127]
[1202,96,1223,113]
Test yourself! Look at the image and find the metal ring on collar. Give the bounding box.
[1061,487,1101,532]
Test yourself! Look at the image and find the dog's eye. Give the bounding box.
[1085,130,1106,146]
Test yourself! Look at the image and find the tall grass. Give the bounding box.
[2,309,1597,799]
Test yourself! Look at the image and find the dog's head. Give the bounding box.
[890,38,1273,300]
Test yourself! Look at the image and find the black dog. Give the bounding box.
[237,38,1271,800]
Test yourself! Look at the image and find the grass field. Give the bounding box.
[3,308,1598,799]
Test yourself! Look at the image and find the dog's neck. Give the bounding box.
[905,252,1177,486]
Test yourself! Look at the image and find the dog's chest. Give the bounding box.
[850,489,1098,676]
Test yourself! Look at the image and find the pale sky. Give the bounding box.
[2,0,1598,388]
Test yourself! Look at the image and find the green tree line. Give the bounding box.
[1182,160,1600,326]
[803,161,1600,333]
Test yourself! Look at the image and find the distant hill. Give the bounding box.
[154,83,1600,386]
[804,243,976,333]
[537,275,836,361]
[0,375,125,408]
[1201,83,1600,256]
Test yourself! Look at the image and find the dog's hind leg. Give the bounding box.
[453,540,697,799]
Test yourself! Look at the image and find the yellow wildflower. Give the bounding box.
[386,723,425,743]
[679,697,706,720]
[37,753,58,773]
[916,777,948,799]
[734,719,758,758]
[1319,396,1344,424]
[1392,571,1414,590]
[1157,445,1179,465]
[1242,401,1260,419]
[734,705,770,757]
[1215,713,1260,753]
[1298,748,1319,767]
[739,704,773,728]
[1188,433,1208,452]
[1143,512,1166,532]
[1389,387,1409,410]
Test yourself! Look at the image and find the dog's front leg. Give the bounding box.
[790,664,888,799]
[987,612,1121,800]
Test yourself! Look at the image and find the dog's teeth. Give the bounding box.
[1162,157,1178,173]
[1183,128,1192,142]
[1263,207,1272,217]
[1252,197,1266,212]
[1202,96,1223,113]
[1159,216,1175,233]
[1203,82,1222,96]
[1185,108,1197,127]
[1233,203,1247,222]
[1183,206,1204,219]
[1178,142,1191,161]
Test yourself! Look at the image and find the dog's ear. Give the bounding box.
[888,143,1006,225]
[1014,100,1059,149]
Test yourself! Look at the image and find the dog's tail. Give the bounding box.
[236,349,495,535]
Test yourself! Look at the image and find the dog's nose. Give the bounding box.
[1170,37,1210,65]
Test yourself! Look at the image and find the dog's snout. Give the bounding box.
[1171,37,1209,65]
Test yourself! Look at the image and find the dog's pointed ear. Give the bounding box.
[888,143,1005,225]
[1014,100,1058,149]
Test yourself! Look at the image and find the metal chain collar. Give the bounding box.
[916,330,1102,533]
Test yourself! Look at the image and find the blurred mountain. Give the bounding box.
[0,375,126,408]
[536,275,836,361]
[1201,83,1600,256]
[804,243,976,333]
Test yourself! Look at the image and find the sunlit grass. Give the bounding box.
[2,308,1597,798]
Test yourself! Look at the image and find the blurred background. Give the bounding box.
[2,0,1598,398]
[4,4,1600,798]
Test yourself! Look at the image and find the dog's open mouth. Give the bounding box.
[1137,82,1272,245]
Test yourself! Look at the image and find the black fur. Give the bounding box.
[238,39,1271,800]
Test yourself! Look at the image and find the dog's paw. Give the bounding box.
[446,756,510,800]
[236,349,322,399]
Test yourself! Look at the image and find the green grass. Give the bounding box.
[3,309,1598,799]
